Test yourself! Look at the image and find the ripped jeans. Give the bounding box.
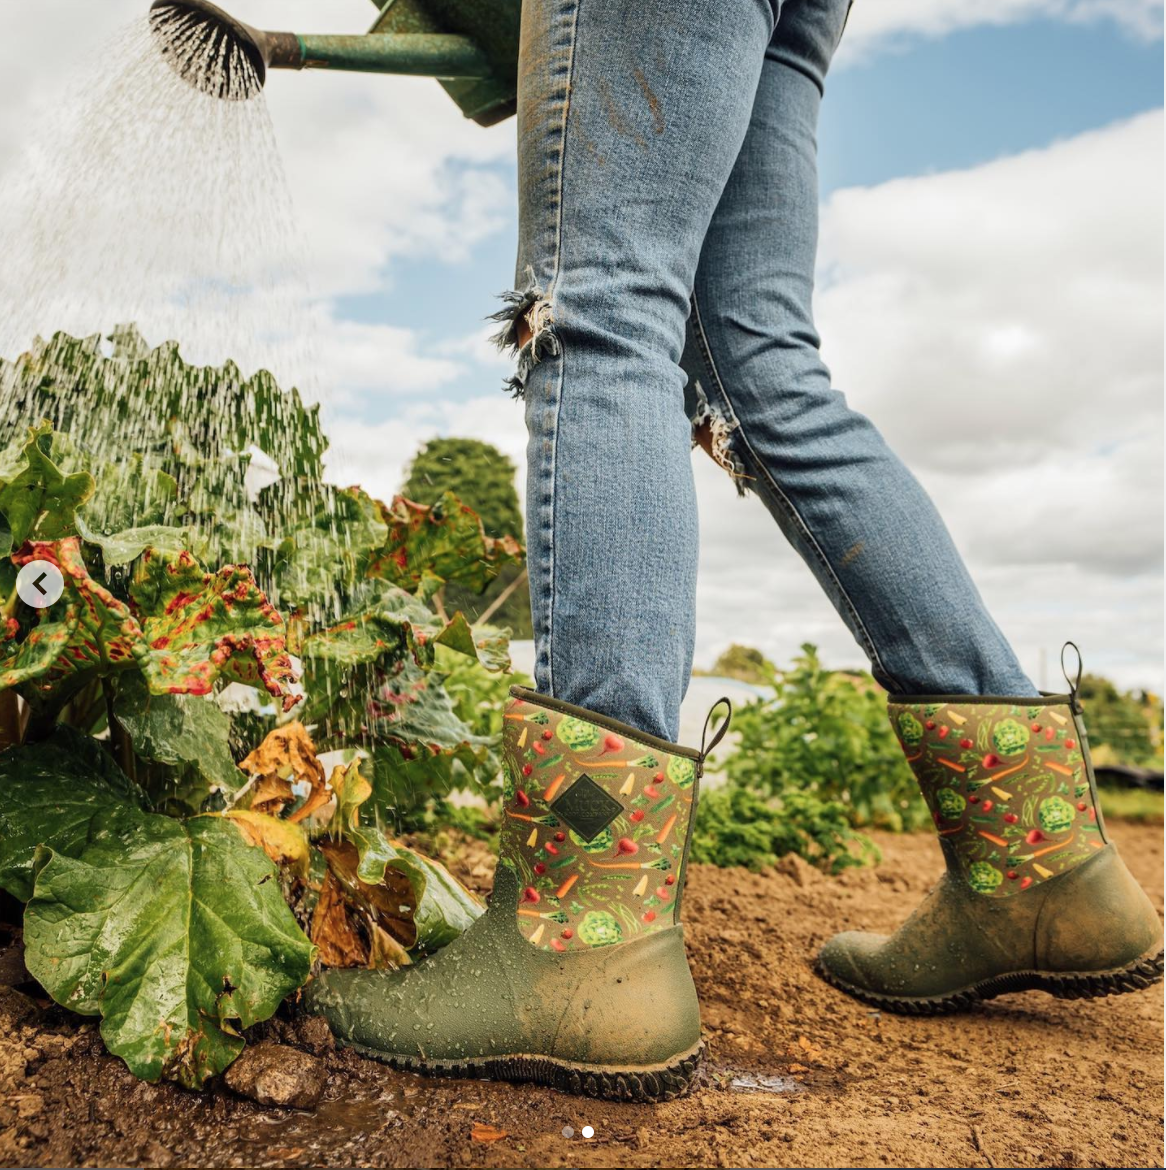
[497,0,1035,742]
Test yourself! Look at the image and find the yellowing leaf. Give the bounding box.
[239,723,330,825]
[225,810,309,876]
[330,759,372,834]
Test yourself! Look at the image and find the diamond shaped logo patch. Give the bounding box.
[550,774,623,842]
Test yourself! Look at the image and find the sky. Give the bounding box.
[0,0,1162,692]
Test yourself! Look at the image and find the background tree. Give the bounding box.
[402,438,532,638]
[1077,673,1163,768]
[704,643,776,685]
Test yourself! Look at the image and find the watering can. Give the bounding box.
[150,0,520,125]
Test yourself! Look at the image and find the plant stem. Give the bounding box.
[104,678,136,782]
[476,568,528,627]
[0,690,23,750]
[432,587,448,624]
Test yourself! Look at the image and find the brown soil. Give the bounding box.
[1,821,1161,1170]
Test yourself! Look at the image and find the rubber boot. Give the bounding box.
[305,686,729,1101]
[818,691,1164,1012]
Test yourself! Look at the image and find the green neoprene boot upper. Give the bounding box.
[818,691,1164,1011]
[304,686,727,1101]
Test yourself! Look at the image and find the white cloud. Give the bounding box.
[839,0,1163,62]
[815,110,1162,480]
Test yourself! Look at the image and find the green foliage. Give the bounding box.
[0,728,141,901]
[1078,673,1163,768]
[0,329,519,1089]
[403,438,523,542]
[1095,786,1164,823]
[402,438,532,639]
[691,784,879,874]
[722,644,930,832]
[112,674,241,811]
[701,643,775,685]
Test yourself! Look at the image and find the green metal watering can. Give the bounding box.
[150,0,520,125]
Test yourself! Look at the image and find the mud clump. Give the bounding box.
[223,1042,326,1110]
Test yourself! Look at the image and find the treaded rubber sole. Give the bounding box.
[338,1037,705,1103]
[817,948,1164,1016]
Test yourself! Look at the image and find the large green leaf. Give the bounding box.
[382,840,483,952]
[367,740,492,817]
[81,454,179,535]
[23,808,315,1088]
[299,584,501,760]
[76,515,193,568]
[1,539,300,717]
[300,582,448,677]
[369,492,522,595]
[434,612,512,673]
[0,422,94,546]
[130,547,299,711]
[112,673,242,810]
[0,726,140,901]
[1,537,142,710]
[316,834,483,957]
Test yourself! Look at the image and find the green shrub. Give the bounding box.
[691,783,879,873]
[722,643,930,832]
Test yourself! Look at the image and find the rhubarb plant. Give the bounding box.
[0,329,522,1088]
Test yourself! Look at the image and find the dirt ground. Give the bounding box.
[1,820,1161,1170]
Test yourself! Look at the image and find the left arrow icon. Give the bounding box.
[17,560,65,608]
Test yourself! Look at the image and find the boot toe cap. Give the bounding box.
[303,967,423,1057]
[817,930,889,995]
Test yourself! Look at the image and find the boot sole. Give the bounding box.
[817,947,1164,1015]
[338,1037,705,1103]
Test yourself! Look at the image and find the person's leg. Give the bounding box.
[682,0,1034,697]
[309,0,777,1102]
[682,0,1161,1013]
[497,0,779,741]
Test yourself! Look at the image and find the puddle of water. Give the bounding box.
[727,1072,802,1095]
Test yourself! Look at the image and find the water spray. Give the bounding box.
[149,0,519,124]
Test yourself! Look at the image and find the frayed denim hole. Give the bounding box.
[690,378,751,497]
[489,267,561,398]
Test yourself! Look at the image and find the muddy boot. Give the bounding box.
[305,686,729,1101]
[818,689,1164,1013]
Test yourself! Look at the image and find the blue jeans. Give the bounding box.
[499,0,1035,742]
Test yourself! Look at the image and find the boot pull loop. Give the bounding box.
[698,697,733,769]
[1061,641,1084,710]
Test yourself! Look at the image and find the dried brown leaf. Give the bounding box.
[310,871,368,969]
[470,1123,508,1143]
[239,723,331,825]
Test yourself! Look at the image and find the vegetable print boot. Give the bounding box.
[818,686,1164,1012]
[306,686,730,1101]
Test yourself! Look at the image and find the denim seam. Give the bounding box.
[541,0,581,700]
[688,292,901,689]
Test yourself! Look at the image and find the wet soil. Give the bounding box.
[1,821,1161,1169]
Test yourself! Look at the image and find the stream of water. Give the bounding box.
[0,10,326,470]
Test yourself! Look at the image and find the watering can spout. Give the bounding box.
[149,0,292,99]
[148,0,519,125]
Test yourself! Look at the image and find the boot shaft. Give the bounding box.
[500,686,702,950]
[889,694,1106,897]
